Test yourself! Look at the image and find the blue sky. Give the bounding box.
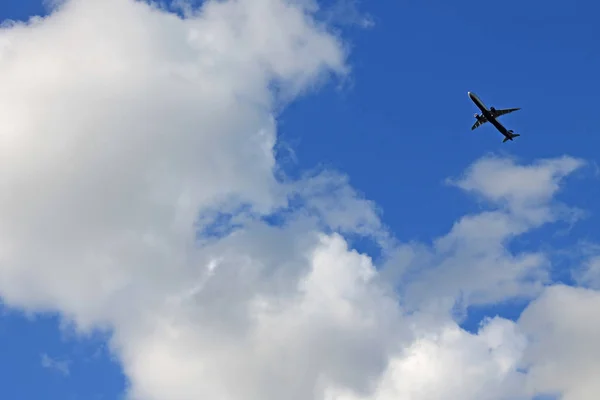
[282,0,600,332]
[0,0,599,399]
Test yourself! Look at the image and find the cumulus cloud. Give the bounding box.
[449,156,582,207]
[0,0,345,319]
[0,1,597,400]
[332,317,529,400]
[385,155,585,312]
[518,285,600,400]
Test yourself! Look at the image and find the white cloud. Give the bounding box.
[518,285,600,400]
[0,0,345,320]
[115,234,407,400]
[449,155,582,202]
[573,254,600,290]
[330,317,529,400]
[0,1,597,400]
[386,155,584,312]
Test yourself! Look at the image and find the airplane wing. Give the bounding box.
[491,108,521,118]
[472,107,520,130]
[471,117,487,130]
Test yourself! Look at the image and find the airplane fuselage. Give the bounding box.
[468,92,513,139]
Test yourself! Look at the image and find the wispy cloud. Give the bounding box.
[41,353,70,376]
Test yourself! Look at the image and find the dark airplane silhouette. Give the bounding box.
[468,91,521,143]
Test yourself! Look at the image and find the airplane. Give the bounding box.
[468,91,521,143]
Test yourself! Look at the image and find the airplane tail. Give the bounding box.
[502,133,521,143]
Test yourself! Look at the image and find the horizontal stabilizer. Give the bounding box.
[502,133,520,143]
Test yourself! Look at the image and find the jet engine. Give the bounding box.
[474,113,479,119]
[490,107,496,112]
